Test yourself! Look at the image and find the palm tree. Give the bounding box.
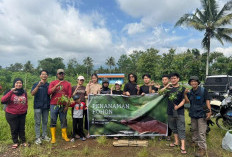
[106,57,115,73]
[175,0,232,75]
[83,57,93,78]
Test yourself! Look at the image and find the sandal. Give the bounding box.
[181,148,187,154]
[12,143,18,149]
[169,143,179,147]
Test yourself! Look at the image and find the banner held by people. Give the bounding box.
[88,94,168,136]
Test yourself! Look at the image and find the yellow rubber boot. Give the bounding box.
[50,127,56,144]
[61,128,70,142]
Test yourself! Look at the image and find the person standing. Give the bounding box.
[159,74,172,141]
[165,73,186,154]
[72,76,87,137]
[70,95,86,142]
[85,73,101,138]
[139,74,158,95]
[1,78,28,149]
[31,70,51,145]
[100,78,111,94]
[123,73,139,96]
[48,69,72,143]
[111,81,123,95]
[185,76,211,157]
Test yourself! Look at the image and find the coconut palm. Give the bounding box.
[106,57,115,73]
[83,57,93,78]
[175,0,232,75]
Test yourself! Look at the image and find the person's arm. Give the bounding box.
[31,82,42,96]
[174,99,185,110]
[123,83,130,96]
[184,89,190,103]
[204,89,212,120]
[86,83,90,95]
[1,90,14,103]
[48,81,62,95]
[159,83,172,92]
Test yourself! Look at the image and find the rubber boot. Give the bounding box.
[61,128,70,142]
[50,127,56,144]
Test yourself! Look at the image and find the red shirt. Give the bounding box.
[1,90,28,114]
[48,80,72,105]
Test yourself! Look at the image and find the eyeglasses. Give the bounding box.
[129,76,134,78]
[58,72,64,75]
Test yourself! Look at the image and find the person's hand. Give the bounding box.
[38,81,43,87]
[149,81,155,86]
[11,88,16,91]
[111,85,114,90]
[206,111,212,120]
[174,104,179,110]
[56,81,63,87]
[136,85,140,91]
[125,91,130,96]
[184,89,190,94]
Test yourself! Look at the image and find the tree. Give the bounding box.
[117,54,132,74]
[83,57,93,78]
[23,61,34,73]
[38,57,65,75]
[175,0,232,76]
[105,57,115,73]
[7,63,23,72]
[66,58,78,77]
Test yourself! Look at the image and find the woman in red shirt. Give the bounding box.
[1,78,28,149]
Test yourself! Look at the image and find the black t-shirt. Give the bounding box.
[139,85,158,94]
[167,86,186,115]
[100,88,111,94]
[112,90,123,95]
[123,82,138,95]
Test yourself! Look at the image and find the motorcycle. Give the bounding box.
[216,93,232,131]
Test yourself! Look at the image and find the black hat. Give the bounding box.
[72,94,80,100]
[188,76,200,85]
[102,78,109,84]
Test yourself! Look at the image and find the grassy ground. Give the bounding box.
[0,94,232,157]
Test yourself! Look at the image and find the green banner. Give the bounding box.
[88,94,168,136]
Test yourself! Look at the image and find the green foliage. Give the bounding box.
[38,57,65,76]
[96,136,108,145]
[137,148,149,157]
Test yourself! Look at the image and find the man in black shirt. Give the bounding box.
[139,74,158,95]
[163,73,186,154]
[123,73,139,96]
[100,78,111,94]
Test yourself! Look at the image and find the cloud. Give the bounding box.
[123,22,146,35]
[0,0,113,67]
[117,0,201,34]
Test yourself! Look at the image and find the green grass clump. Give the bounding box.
[137,147,149,157]
[96,136,108,145]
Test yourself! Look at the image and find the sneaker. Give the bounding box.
[80,137,86,141]
[35,138,42,145]
[41,136,51,142]
[70,138,75,142]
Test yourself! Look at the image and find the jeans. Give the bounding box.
[5,112,27,144]
[168,114,186,140]
[34,108,49,138]
[50,105,67,128]
[191,118,207,149]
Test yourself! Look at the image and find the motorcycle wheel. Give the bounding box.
[216,116,231,131]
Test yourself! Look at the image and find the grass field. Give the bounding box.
[0,94,232,157]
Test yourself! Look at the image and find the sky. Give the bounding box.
[0,0,231,68]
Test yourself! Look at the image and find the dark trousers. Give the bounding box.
[72,118,85,138]
[168,126,172,136]
[5,112,27,144]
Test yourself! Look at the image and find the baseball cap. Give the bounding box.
[77,76,85,80]
[57,69,65,74]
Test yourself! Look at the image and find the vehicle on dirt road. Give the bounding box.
[203,75,232,116]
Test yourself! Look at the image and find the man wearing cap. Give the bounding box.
[184,76,211,157]
[48,69,72,143]
[72,76,87,134]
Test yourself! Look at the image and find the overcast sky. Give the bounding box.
[0,0,231,68]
